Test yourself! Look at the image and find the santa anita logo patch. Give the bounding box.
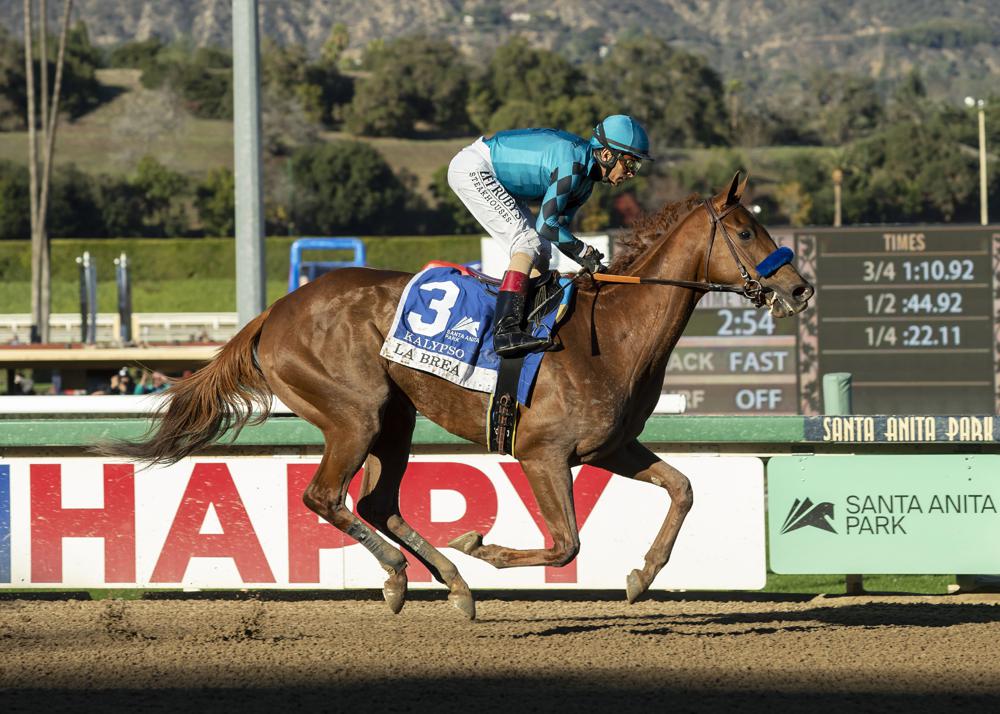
[781,497,836,534]
[449,316,481,339]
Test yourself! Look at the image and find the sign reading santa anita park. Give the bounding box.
[768,455,1000,573]
[0,456,765,590]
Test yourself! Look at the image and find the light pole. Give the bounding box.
[965,96,988,226]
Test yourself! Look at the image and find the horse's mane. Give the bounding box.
[579,193,703,292]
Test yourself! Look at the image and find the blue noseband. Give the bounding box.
[756,246,794,278]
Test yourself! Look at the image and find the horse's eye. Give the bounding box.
[739,230,752,240]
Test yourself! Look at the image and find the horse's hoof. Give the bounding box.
[382,571,407,614]
[449,531,483,555]
[448,590,477,621]
[626,569,646,604]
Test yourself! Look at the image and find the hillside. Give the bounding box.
[1,0,998,103]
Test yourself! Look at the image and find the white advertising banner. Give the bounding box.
[0,455,765,590]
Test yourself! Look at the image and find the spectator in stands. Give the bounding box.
[13,371,34,394]
[92,368,134,395]
[135,370,169,394]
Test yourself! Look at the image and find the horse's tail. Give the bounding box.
[100,307,274,465]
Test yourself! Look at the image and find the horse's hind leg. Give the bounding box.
[357,393,476,620]
[300,421,409,610]
[257,291,411,610]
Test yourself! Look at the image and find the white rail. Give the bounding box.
[0,394,294,415]
[0,312,239,345]
[0,393,686,415]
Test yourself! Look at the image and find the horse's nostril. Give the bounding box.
[793,284,814,301]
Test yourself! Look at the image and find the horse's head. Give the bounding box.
[702,172,814,317]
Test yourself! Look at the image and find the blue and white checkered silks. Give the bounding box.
[380,267,558,404]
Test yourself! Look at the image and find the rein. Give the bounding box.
[524,200,792,323]
[592,200,788,307]
[591,272,746,294]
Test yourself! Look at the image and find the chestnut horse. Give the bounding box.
[104,173,813,619]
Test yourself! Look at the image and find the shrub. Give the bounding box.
[195,168,235,237]
[288,140,412,234]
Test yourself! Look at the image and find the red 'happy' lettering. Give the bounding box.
[286,462,497,584]
[151,462,274,583]
[30,463,136,583]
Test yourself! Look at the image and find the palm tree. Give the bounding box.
[24,0,74,343]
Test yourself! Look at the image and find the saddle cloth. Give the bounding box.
[380,266,563,405]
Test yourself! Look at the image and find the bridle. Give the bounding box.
[592,199,790,307]
[700,199,765,306]
[526,200,793,323]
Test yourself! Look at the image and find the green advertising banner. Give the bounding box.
[768,455,1000,573]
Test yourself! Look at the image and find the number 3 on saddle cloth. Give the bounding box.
[380,263,574,456]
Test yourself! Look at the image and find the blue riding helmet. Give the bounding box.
[590,115,654,168]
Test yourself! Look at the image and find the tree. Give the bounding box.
[344,36,471,136]
[805,70,884,144]
[321,23,349,66]
[888,70,929,124]
[106,36,163,68]
[90,157,194,237]
[0,159,30,238]
[195,167,235,237]
[173,61,231,119]
[59,20,102,117]
[0,19,102,131]
[542,94,606,137]
[483,99,539,133]
[594,37,729,148]
[344,70,415,136]
[261,38,352,129]
[0,28,26,130]
[840,111,983,223]
[288,140,411,234]
[473,37,602,134]
[136,39,233,120]
[298,59,353,127]
[490,37,582,110]
[132,155,190,236]
[25,0,75,343]
[44,164,102,236]
[93,174,146,236]
[774,182,814,227]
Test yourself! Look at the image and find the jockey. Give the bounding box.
[448,114,653,357]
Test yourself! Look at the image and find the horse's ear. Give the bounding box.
[725,170,749,206]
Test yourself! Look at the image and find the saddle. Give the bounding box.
[422,260,563,324]
[419,261,571,456]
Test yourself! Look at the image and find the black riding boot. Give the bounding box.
[493,276,551,357]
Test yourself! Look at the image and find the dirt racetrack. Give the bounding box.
[2,592,999,713]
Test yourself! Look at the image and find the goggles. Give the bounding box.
[619,155,642,175]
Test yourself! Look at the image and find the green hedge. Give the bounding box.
[0,234,481,282]
[0,235,482,312]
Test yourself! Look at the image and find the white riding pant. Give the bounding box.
[447,138,551,269]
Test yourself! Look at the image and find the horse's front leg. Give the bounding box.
[449,455,579,569]
[593,440,694,603]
